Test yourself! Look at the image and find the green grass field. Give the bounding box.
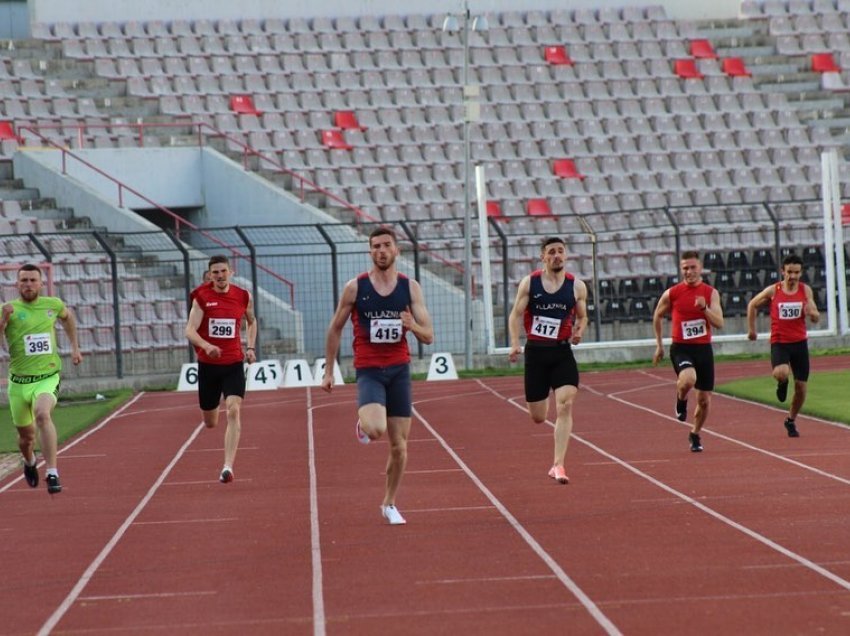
[715,370,850,426]
[0,390,133,453]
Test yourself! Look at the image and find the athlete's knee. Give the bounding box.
[772,368,790,383]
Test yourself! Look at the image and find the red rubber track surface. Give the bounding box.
[1,356,849,635]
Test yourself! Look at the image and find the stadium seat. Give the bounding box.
[526,198,552,217]
[544,46,573,66]
[486,201,503,218]
[722,57,751,77]
[674,59,703,79]
[811,53,840,72]
[724,292,748,317]
[0,121,16,140]
[321,130,352,150]
[335,110,366,130]
[552,159,584,179]
[229,94,260,114]
[690,39,717,59]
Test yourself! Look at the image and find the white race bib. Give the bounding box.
[778,302,803,320]
[681,318,707,340]
[208,317,237,339]
[370,318,403,343]
[531,315,562,339]
[24,332,52,355]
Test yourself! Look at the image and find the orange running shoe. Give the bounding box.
[548,465,569,484]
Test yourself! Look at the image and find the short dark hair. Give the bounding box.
[208,255,230,269]
[541,236,566,251]
[782,253,803,268]
[369,226,396,244]
[681,250,700,261]
[17,263,43,277]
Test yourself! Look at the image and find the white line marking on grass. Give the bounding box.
[37,420,206,636]
[306,388,326,636]
[483,380,850,595]
[1,393,145,494]
[412,404,623,636]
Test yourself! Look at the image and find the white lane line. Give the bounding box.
[583,384,850,488]
[185,446,261,453]
[1,392,145,494]
[78,591,217,601]
[417,574,557,585]
[163,479,254,486]
[412,405,623,636]
[56,454,107,460]
[306,388,326,636]
[479,380,850,595]
[406,468,464,474]
[133,517,239,526]
[37,421,206,636]
[405,505,495,513]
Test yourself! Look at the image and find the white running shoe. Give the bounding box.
[381,504,406,525]
[355,419,371,445]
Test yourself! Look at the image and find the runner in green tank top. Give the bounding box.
[1,264,83,494]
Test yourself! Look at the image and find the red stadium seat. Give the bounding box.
[0,121,16,140]
[812,53,840,73]
[543,46,572,66]
[321,130,352,150]
[552,159,584,179]
[486,201,503,218]
[690,39,717,59]
[674,59,703,79]
[229,94,261,115]
[842,203,850,225]
[334,110,366,130]
[526,198,552,217]
[722,57,751,77]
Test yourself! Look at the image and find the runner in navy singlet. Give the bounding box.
[653,251,724,452]
[746,253,820,437]
[508,237,588,485]
[322,227,434,525]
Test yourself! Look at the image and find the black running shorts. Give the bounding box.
[770,340,810,382]
[523,341,579,403]
[197,361,246,411]
[669,342,715,392]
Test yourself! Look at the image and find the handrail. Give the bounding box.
[16,122,297,306]
[17,119,467,286]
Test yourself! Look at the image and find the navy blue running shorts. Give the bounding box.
[356,364,412,418]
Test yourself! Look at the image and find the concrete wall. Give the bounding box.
[28,0,739,28]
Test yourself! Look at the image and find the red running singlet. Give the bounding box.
[192,283,250,365]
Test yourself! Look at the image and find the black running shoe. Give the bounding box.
[219,468,234,484]
[776,380,789,403]
[689,432,703,452]
[46,474,62,494]
[784,418,800,438]
[675,397,688,422]
[24,460,38,488]
[23,459,38,488]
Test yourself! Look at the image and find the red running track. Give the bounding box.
[1,356,849,635]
